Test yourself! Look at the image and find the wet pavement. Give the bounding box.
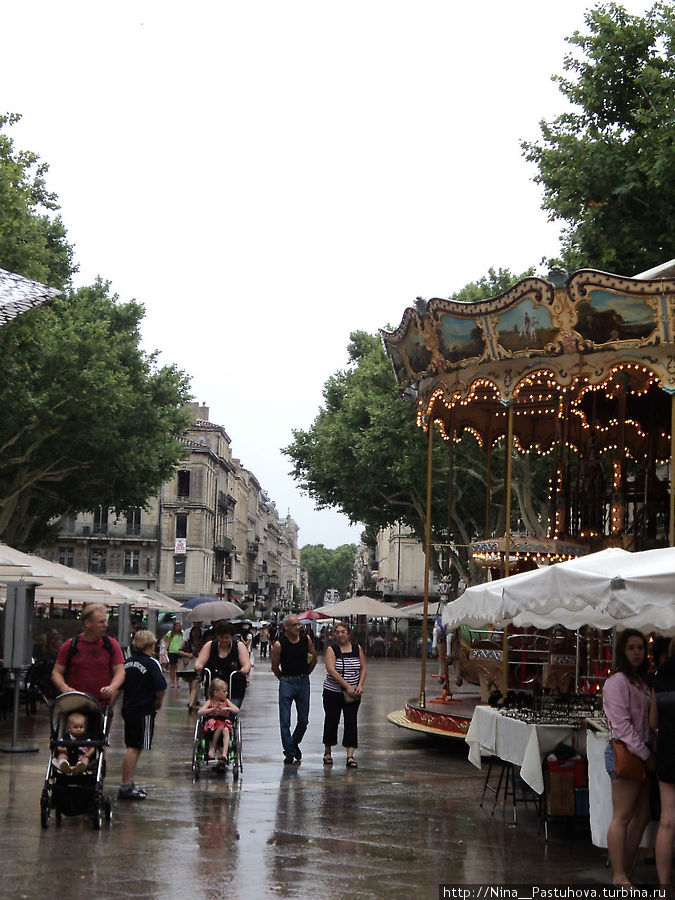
[0,657,623,899]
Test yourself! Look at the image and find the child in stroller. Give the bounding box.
[41,691,113,829]
[52,709,96,775]
[192,670,243,780]
[197,677,239,763]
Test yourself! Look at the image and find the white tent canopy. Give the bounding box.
[0,543,182,610]
[314,595,413,619]
[442,547,675,635]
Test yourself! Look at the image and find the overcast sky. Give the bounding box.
[1,1,652,548]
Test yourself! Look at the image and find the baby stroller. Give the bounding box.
[191,669,243,781]
[40,691,113,829]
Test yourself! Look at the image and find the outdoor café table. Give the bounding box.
[465,705,585,794]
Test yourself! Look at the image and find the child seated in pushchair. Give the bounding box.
[197,678,239,763]
[52,709,96,775]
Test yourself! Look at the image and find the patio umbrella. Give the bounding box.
[314,595,412,618]
[184,599,243,623]
[297,609,331,621]
[180,595,220,610]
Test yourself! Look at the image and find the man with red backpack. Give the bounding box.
[51,604,126,707]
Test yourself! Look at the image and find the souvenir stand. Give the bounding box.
[382,262,675,836]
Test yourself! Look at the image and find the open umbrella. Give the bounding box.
[181,595,220,610]
[183,599,243,623]
[298,609,331,621]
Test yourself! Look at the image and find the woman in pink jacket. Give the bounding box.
[602,629,655,885]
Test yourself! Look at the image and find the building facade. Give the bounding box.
[41,403,305,613]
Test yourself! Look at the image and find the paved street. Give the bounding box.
[0,657,616,899]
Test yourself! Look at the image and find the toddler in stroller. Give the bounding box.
[192,670,243,780]
[53,710,96,775]
[40,691,113,829]
[197,677,239,762]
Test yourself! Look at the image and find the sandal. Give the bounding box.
[323,752,333,766]
[346,757,358,768]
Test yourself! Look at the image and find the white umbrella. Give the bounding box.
[314,595,413,619]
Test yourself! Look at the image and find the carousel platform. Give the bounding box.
[387,692,482,740]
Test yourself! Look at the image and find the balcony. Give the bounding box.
[59,522,159,540]
[214,537,234,553]
[246,540,259,557]
[217,490,237,511]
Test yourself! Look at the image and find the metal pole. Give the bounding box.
[420,419,434,708]
[502,404,514,694]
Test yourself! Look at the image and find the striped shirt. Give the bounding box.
[323,642,362,694]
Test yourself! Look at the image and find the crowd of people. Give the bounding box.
[42,606,369,803]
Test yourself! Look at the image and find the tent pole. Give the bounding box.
[502,403,514,694]
[420,419,434,708]
[484,429,492,541]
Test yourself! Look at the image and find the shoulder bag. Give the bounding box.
[611,738,646,781]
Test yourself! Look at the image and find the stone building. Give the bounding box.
[41,403,305,612]
[374,522,441,603]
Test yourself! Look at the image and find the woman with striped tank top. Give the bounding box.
[322,622,367,768]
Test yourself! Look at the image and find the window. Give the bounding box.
[124,550,139,575]
[126,508,142,536]
[58,547,74,567]
[173,556,186,585]
[177,470,190,498]
[90,549,107,574]
[93,507,109,534]
[175,514,188,540]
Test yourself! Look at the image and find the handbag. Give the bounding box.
[339,644,361,704]
[611,738,646,781]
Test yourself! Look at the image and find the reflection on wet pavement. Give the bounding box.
[0,658,610,899]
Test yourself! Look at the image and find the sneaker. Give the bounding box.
[293,746,302,762]
[71,761,88,776]
[283,755,296,765]
[118,782,147,800]
[56,760,71,775]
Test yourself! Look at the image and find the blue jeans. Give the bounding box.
[278,676,310,757]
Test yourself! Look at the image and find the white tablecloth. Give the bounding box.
[465,705,583,794]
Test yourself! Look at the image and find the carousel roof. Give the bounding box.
[381,267,675,460]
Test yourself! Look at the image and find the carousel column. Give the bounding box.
[419,416,434,708]
[501,402,514,694]
[611,388,627,535]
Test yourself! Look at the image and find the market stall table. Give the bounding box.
[465,705,585,795]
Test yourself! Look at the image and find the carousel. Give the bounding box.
[382,261,675,738]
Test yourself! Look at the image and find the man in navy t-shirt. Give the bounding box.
[119,630,166,800]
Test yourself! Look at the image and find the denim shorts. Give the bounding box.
[605,740,617,781]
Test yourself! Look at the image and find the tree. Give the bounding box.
[300,544,357,606]
[522,2,675,274]
[0,279,192,547]
[0,113,75,288]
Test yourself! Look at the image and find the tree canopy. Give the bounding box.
[300,543,357,606]
[522,2,675,274]
[0,113,74,289]
[0,114,192,548]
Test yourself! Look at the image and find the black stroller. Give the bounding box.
[40,691,113,829]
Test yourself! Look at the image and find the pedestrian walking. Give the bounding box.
[51,604,126,708]
[322,622,366,768]
[118,629,167,800]
[270,614,317,764]
[259,625,270,658]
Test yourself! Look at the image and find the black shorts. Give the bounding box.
[168,652,179,665]
[123,714,156,751]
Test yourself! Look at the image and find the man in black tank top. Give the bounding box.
[271,614,317,764]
